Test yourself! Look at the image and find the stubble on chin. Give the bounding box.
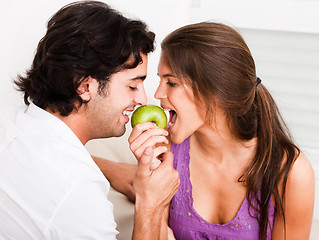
[113,127,126,138]
[106,122,126,139]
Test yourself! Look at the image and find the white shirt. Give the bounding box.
[0,103,118,239]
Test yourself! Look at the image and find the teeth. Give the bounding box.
[163,109,170,120]
[168,110,177,127]
[123,110,132,117]
[167,121,174,127]
[161,108,176,127]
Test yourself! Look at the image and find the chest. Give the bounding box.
[169,140,274,239]
[169,161,262,239]
[189,161,248,224]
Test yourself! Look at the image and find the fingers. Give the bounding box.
[149,146,168,170]
[160,150,174,167]
[131,135,169,158]
[139,146,168,171]
[128,122,157,143]
[136,146,154,177]
[158,151,180,195]
[134,148,180,213]
[150,159,161,170]
[129,122,168,147]
[153,146,168,159]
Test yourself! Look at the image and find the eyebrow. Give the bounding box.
[157,73,176,78]
[130,75,147,81]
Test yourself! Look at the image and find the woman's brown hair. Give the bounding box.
[161,22,299,239]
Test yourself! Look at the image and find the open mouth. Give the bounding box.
[168,110,177,127]
[122,108,135,123]
[122,110,133,118]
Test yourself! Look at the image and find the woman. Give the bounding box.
[128,22,315,239]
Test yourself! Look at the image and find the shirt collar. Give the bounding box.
[26,102,84,148]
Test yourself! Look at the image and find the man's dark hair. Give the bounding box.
[15,1,155,116]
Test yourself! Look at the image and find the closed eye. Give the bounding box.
[167,81,177,87]
[129,86,138,91]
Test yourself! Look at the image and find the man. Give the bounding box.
[0,1,179,239]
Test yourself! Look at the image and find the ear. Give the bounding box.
[77,77,95,102]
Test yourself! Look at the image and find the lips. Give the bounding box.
[122,110,133,118]
[161,104,177,128]
[122,107,135,123]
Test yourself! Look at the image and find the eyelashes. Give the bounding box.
[167,81,177,87]
[129,86,137,91]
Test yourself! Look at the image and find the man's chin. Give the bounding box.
[111,126,126,138]
[97,123,126,139]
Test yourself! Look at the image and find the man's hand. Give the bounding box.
[133,147,179,209]
[132,147,180,240]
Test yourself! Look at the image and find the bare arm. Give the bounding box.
[160,206,175,240]
[92,156,137,202]
[272,152,315,239]
[129,122,178,239]
[132,147,179,240]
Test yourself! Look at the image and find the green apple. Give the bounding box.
[131,105,167,129]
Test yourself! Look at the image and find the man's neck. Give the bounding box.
[46,108,89,145]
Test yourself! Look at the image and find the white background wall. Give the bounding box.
[1,0,318,148]
[0,0,191,111]
[2,0,318,160]
[1,0,319,237]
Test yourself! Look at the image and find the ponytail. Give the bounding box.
[243,83,299,240]
[161,22,300,240]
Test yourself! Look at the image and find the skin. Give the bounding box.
[93,156,137,202]
[133,147,179,240]
[129,54,315,239]
[154,62,205,145]
[49,54,180,240]
[50,54,148,144]
[271,153,315,239]
[129,121,177,240]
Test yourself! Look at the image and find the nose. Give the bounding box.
[154,81,166,100]
[134,85,147,106]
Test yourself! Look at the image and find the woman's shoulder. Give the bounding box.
[282,151,315,212]
[288,151,314,188]
[272,152,315,238]
[274,151,315,208]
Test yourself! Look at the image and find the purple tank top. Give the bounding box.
[169,137,275,240]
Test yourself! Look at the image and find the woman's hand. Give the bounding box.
[129,122,169,170]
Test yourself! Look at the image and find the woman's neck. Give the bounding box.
[190,123,256,166]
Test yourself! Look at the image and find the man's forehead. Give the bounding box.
[108,54,148,83]
[124,53,148,66]
[129,75,147,81]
